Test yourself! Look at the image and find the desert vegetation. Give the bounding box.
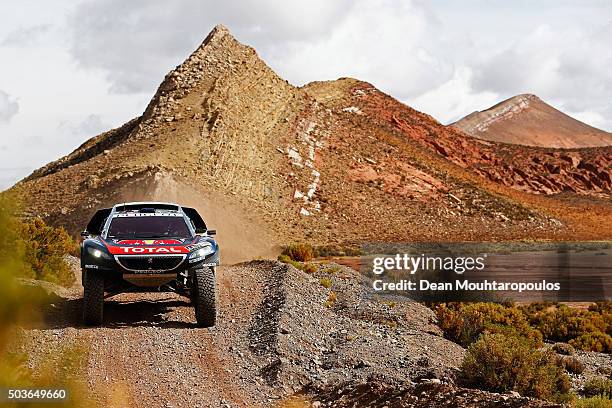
[277,254,318,273]
[434,301,612,405]
[434,301,612,353]
[18,217,78,286]
[461,332,571,401]
[0,194,115,406]
[281,243,361,261]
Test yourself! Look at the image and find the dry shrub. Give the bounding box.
[583,377,612,398]
[461,333,570,402]
[569,332,612,353]
[319,278,332,289]
[281,243,315,262]
[558,355,585,374]
[278,255,317,274]
[322,264,342,275]
[552,342,575,355]
[314,244,362,257]
[524,303,608,346]
[435,302,542,347]
[303,263,318,274]
[324,291,337,308]
[19,217,77,287]
[589,302,612,314]
[434,300,612,354]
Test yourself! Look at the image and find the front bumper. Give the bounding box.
[82,249,219,287]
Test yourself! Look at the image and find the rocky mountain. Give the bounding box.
[14,25,612,258]
[452,94,612,148]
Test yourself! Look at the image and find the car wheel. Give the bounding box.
[83,270,104,326]
[193,267,216,327]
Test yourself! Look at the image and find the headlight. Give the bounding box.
[189,243,214,263]
[87,246,110,260]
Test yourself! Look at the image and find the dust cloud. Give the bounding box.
[112,171,280,264]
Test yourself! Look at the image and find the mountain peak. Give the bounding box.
[452,94,612,148]
[197,24,234,50]
[141,24,264,120]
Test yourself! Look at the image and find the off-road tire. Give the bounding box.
[83,270,104,326]
[193,267,216,327]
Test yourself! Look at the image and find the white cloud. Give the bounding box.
[268,1,454,99]
[565,110,607,130]
[64,1,612,129]
[68,0,354,93]
[1,24,51,47]
[410,67,500,124]
[58,114,108,137]
[0,90,19,122]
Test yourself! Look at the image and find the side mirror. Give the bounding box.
[81,231,90,238]
[207,229,216,236]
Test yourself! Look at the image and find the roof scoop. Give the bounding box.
[139,208,156,213]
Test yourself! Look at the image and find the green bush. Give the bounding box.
[461,333,570,401]
[525,304,607,344]
[583,377,612,398]
[277,254,291,263]
[319,278,332,289]
[0,194,30,338]
[574,395,612,408]
[0,195,116,406]
[278,254,318,274]
[435,302,542,347]
[19,217,76,287]
[569,332,612,353]
[281,243,315,262]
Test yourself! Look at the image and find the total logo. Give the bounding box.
[119,246,187,254]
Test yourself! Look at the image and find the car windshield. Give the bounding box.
[107,216,192,239]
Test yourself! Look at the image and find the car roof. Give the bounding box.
[113,202,182,213]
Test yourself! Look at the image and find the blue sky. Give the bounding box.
[1,0,611,189]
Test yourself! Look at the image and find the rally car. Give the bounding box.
[80,202,219,327]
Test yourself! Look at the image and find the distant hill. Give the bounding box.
[451,94,612,148]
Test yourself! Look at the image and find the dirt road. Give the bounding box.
[19,263,276,407]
